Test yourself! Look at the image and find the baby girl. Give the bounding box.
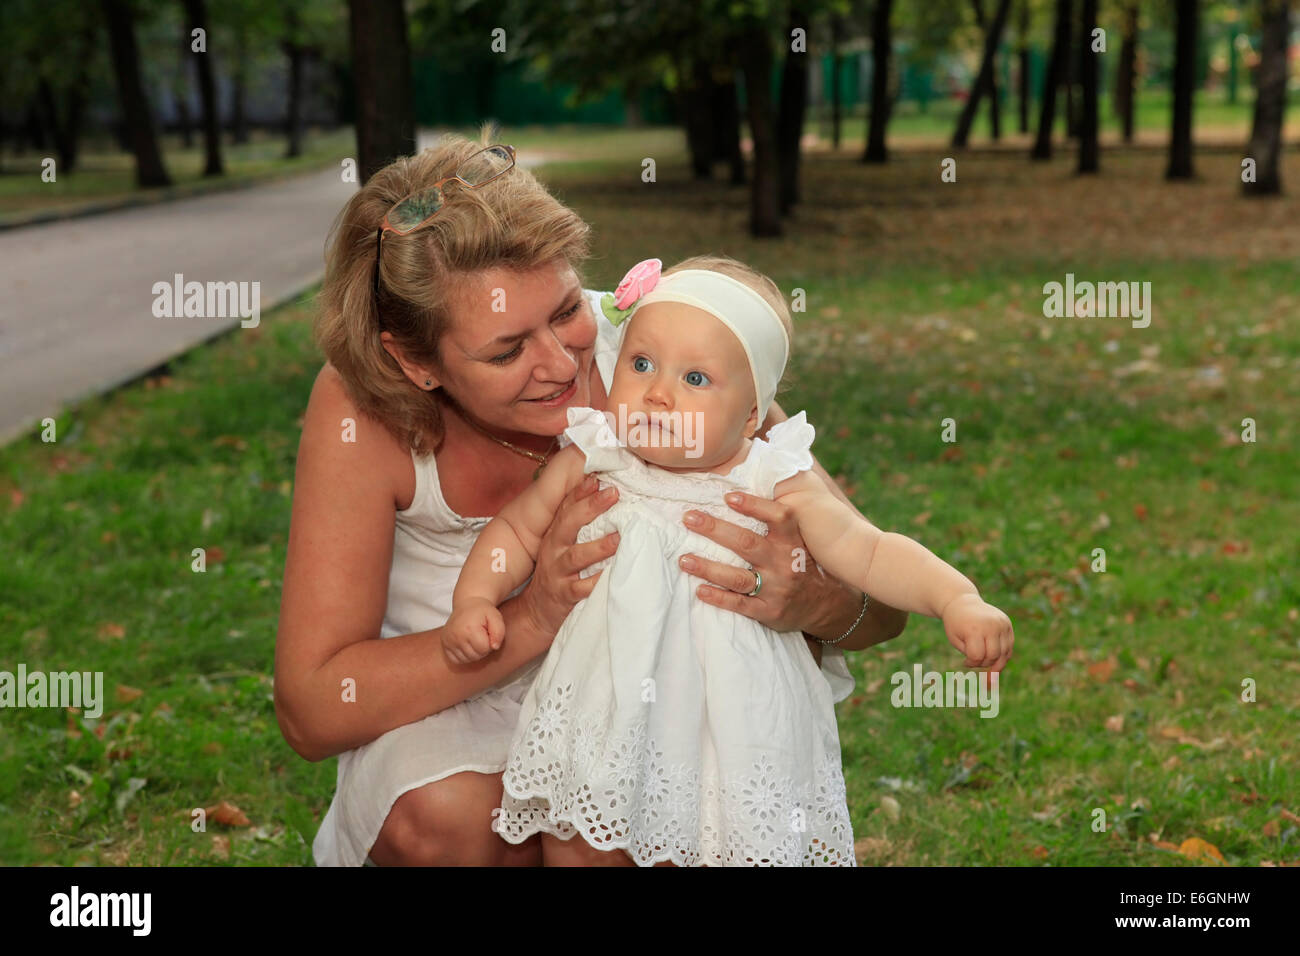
[445,256,1014,866]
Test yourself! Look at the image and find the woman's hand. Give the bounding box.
[678,491,843,635]
[519,474,621,644]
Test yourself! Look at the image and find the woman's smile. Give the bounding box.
[524,377,577,406]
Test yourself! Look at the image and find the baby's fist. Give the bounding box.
[941,594,1014,671]
[444,598,506,664]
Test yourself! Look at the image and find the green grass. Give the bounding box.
[1,129,1297,865]
[0,127,353,221]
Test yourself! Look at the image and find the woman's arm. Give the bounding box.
[274,367,559,762]
[678,399,908,652]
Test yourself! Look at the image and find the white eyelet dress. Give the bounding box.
[492,404,857,866]
[311,290,854,866]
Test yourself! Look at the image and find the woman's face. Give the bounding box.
[433,258,599,441]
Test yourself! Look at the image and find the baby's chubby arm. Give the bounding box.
[775,471,1014,670]
[452,443,589,608]
[444,444,590,662]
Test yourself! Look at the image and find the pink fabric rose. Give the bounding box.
[613,258,662,310]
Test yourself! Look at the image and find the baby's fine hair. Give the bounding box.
[663,255,795,348]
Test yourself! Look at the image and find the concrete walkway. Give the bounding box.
[0,165,357,445]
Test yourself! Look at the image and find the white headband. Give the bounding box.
[620,269,790,422]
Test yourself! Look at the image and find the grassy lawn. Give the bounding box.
[0,127,353,222]
[1,129,1297,865]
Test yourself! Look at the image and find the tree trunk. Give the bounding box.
[348,0,415,183]
[716,75,747,184]
[739,24,782,237]
[1078,0,1099,172]
[175,27,193,149]
[684,57,715,179]
[1166,0,1198,180]
[1032,0,1072,159]
[231,60,248,143]
[1115,2,1137,144]
[1244,0,1290,196]
[1065,25,1079,138]
[864,0,893,162]
[101,0,172,187]
[777,7,810,213]
[1017,0,1030,133]
[973,0,1002,140]
[26,97,51,152]
[952,0,1013,148]
[623,85,643,127]
[36,28,91,176]
[285,43,305,158]
[830,15,844,149]
[37,81,72,171]
[183,0,223,176]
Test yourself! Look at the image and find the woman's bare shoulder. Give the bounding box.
[300,363,416,510]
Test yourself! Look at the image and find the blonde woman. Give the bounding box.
[273,135,908,866]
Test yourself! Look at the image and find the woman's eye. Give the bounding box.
[632,356,653,373]
[685,371,710,387]
[490,302,581,365]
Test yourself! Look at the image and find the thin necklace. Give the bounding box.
[456,406,559,481]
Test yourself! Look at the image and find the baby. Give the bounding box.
[445,256,1014,866]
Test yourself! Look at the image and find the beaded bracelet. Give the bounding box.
[815,592,870,646]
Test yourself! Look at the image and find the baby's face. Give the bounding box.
[606,301,758,472]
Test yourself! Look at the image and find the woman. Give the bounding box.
[274,134,908,866]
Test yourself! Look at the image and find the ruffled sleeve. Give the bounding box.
[819,646,855,703]
[557,406,634,475]
[749,410,816,497]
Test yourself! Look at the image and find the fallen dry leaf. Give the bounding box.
[206,800,251,827]
[211,835,231,860]
[115,685,143,703]
[97,622,126,640]
[1178,837,1225,863]
[1105,714,1125,733]
[1087,658,1117,682]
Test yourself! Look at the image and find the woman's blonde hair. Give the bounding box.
[316,132,590,454]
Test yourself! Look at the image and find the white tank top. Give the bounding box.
[378,290,620,646]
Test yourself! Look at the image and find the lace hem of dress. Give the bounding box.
[492,683,855,867]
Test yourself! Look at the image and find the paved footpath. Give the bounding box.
[0,165,356,445]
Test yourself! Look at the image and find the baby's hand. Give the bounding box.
[940,594,1014,671]
[443,598,506,664]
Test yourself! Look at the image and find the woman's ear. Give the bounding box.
[381,331,440,390]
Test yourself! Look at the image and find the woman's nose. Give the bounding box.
[537,324,578,377]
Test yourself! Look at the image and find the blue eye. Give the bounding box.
[685,370,710,387]
[632,356,653,373]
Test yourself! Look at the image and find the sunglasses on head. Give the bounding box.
[373,144,517,331]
